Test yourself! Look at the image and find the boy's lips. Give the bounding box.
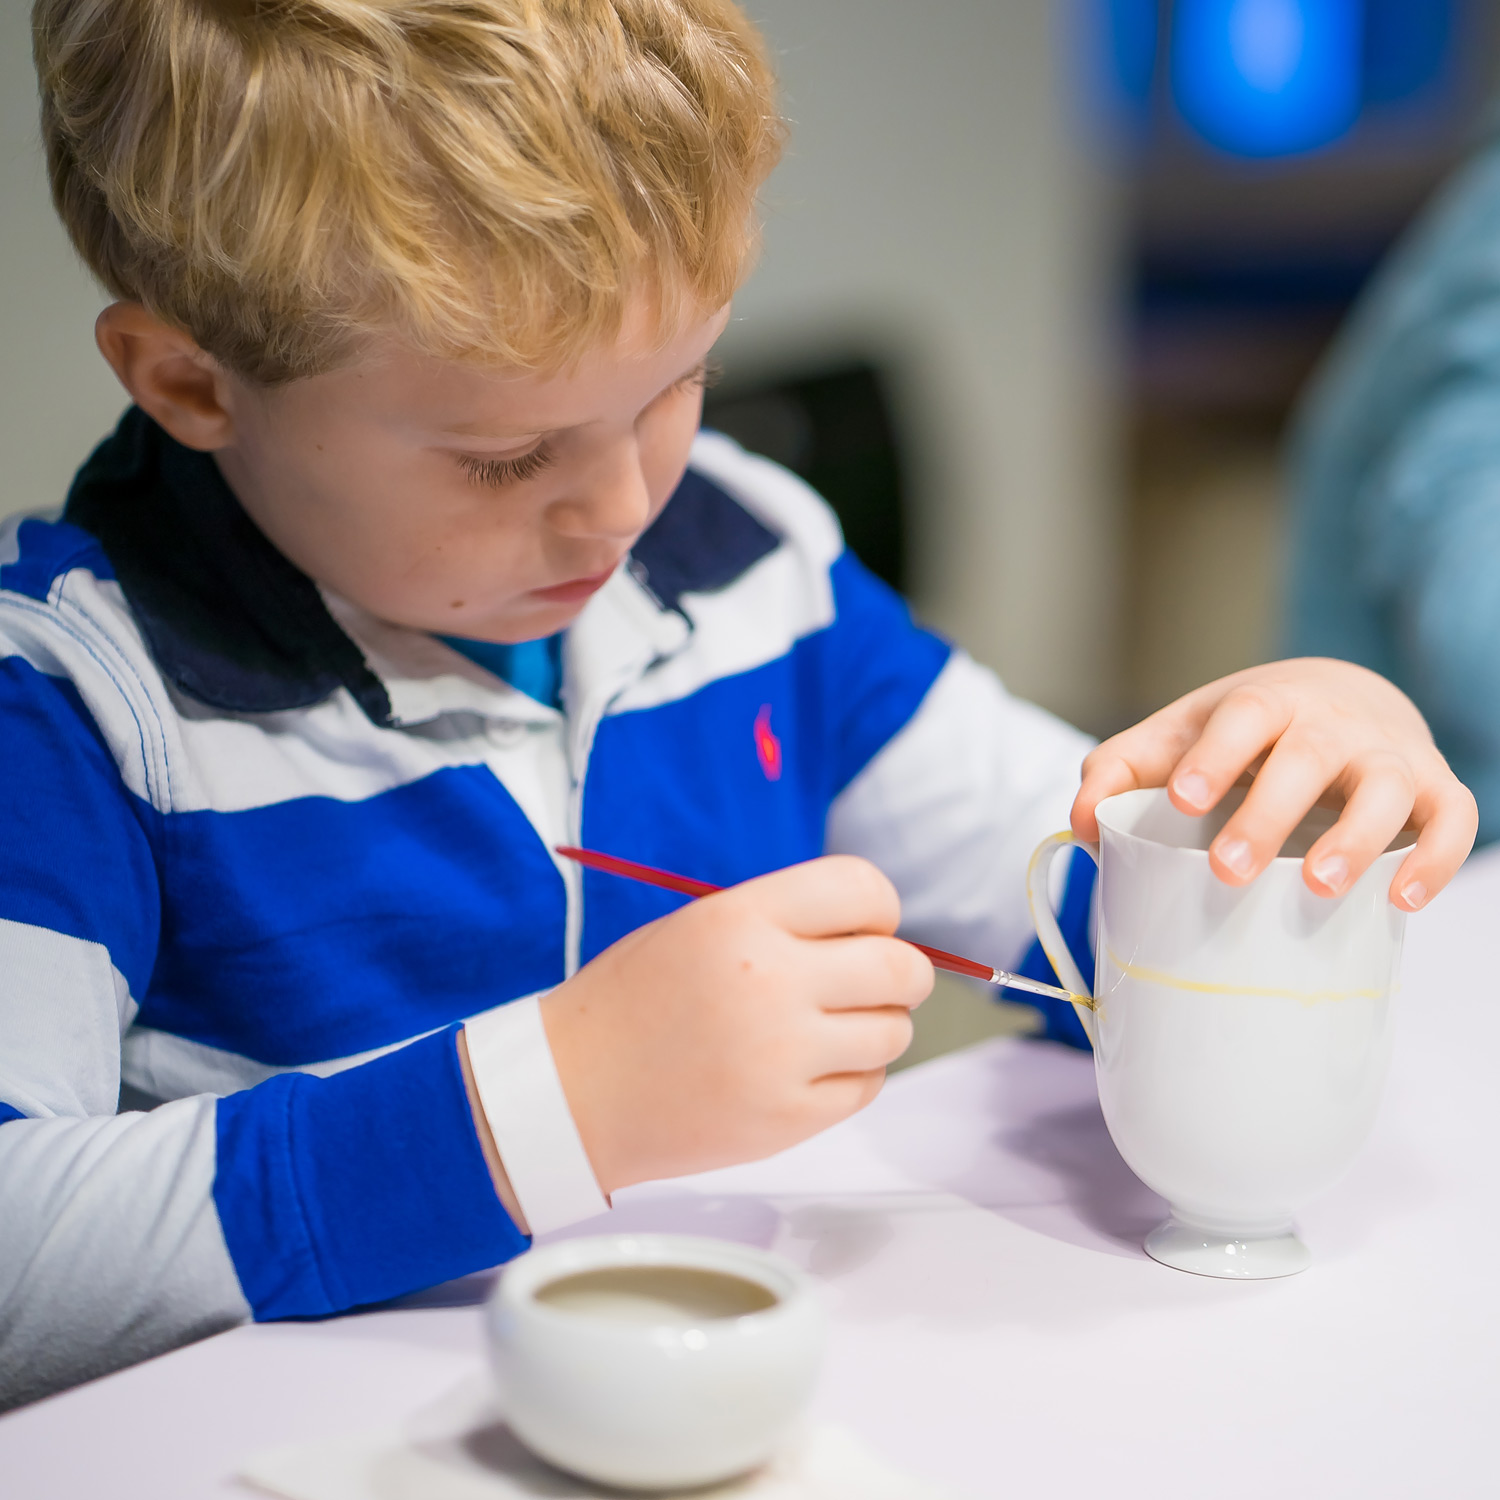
[529,564,619,604]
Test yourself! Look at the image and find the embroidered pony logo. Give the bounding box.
[754,704,782,781]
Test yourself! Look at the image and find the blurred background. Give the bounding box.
[2,1,1497,1062]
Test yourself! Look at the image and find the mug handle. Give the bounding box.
[1025,833,1100,1048]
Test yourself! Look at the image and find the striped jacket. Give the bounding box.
[0,410,1092,1407]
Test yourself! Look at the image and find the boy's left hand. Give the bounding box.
[1072,658,1478,910]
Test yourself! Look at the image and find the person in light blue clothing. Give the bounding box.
[1289,119,1500,842]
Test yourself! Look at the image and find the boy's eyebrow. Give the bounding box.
[436,360,712,443]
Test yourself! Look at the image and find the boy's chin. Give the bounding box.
[447,596,592,644]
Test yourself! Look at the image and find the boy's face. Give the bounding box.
[211,295,732,643]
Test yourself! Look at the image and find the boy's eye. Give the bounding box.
[670,357,723,397]
[457,445,555,488]
[660,352,723,399]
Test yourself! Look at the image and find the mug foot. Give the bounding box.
[1144,1217,1310,1280]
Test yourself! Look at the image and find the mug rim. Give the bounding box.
[1094,786,1417,862]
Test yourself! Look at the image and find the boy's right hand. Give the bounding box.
[539,856,932,1195]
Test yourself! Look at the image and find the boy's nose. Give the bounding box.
[549,438,654,542]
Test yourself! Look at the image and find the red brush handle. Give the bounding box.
[557,845,722,900]
[555,845,997,983]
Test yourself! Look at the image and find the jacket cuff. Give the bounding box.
[214,1025,528,1320]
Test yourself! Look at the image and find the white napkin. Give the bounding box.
[237,1377,951,1500]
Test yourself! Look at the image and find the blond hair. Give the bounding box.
[33,0,782,384]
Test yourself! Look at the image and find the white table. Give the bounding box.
[5,849,1498,1500]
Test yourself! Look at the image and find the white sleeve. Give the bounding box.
[0,1103,251,1411]
[825,651,1094,969]
[0,912,250,1416]
[0,919,249,1413]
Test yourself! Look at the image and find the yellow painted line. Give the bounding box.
[1103,949,1385,1004]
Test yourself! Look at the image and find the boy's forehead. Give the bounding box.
[323,299,732,440]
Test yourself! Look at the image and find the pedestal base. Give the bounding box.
[1144,1217,1311,1280]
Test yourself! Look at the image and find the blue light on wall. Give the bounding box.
[1171,0,1365,157]
[1092,1,1468,160]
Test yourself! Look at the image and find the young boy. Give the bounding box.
[1,0,1474,1409]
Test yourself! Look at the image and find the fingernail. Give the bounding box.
[1217,839,1254,877]
[1173,771,1212,811]
[1401,880,1428,910]
[1310,854,1349,894]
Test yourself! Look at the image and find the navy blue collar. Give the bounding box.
[65,408,396,724]
[64,409,779,724]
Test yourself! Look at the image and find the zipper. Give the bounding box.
[556,575,691,979]
[560,671,631,979]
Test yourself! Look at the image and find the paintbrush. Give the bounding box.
[555,844,1092,1009]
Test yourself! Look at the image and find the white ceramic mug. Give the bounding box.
[1027,787,1410,1279]
[486,1233,825,1490]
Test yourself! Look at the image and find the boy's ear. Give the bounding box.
[95,303,239,451]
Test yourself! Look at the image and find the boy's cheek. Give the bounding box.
[638,395,704,508]
[274,505,541,632]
